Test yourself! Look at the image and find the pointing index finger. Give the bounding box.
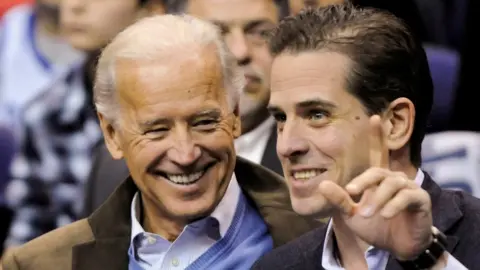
[369,115,389,168]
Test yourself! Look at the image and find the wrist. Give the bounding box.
[397,226,448,270]
[396,234,434,261]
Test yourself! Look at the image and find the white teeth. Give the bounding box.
[167,170,204,185]
[293,169,325,181]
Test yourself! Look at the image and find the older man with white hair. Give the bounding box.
[1,14,319,270]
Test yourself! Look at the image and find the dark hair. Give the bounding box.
[351,0,428,43]
[166,0,290,18]
[269,3,433,167]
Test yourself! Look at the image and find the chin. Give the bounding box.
[163,195,218,222]
[67,36,101,52]
[291,195,332,218]
[164,177,228,222]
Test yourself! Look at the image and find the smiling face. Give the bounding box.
[100,45,241,223]
[269,51,373,217]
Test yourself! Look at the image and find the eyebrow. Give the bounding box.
[267,98,337,114]
[211,19,274,32]
[267,105,283,115]
[139,118,170,130]
[296,99,337,110]
[244,20,274,32]
[188,109,222,121]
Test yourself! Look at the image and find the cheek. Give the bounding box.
[309,126,349,159]
[252,47,273,78]
[195,129,235,158]
[125,139,161,174]
[95,8,136,37]
[322,121,371,174]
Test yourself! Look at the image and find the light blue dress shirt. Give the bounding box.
[129,174,240,269]
[321,170,468,270]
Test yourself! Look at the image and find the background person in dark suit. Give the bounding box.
[253,4,480,269]
[82,0,287,217]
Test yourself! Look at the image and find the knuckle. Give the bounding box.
[368,167,387,178]
[397,188,413,199]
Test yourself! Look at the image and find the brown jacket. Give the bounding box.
[2,157,322,270]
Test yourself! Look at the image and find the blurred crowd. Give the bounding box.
[0,0,478,255]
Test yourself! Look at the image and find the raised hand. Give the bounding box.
[317,115,433,260]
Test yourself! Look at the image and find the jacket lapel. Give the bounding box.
[72,178,138,270]
[260,127,283,176]
[385,172,462,269]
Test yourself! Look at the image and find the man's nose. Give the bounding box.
[277,121,309,159]
[227,30,251,66]
[167,130,201,166]
[62,0,85,14]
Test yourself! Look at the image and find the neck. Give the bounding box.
[389,149,419,180]
[140,193,186,242]
[331,214,369,269]
[241,107,270,135]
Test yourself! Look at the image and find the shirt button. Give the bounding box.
[171,258,179,267]
[147,236,156,245]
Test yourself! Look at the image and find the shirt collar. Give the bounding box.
[321,169,425,269]
[414,169,425,186]
[130,172,241,243]
[234,117,275,150]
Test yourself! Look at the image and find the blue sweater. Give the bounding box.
[129,192,273,270]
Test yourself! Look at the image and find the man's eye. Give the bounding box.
[217,25,229,35]
[146,127,168,134]
[273,113,286,123]
[308,110,328,121]
[193,119,219,132]
[194,119,218,127]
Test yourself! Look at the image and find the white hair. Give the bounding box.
[94,14,245,123]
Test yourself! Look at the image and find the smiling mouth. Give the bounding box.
[154,162,216,186]
[292,168,327,181]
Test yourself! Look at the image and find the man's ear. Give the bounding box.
[232,104,242,138]
[98,113,124,160]
[383,97,415,151]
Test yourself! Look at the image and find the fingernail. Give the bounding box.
[360,206,374,217]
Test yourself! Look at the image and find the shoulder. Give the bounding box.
[451,190,480,230]
[252,225,327,270]
[2,219,94,270]
[437,190,480,266]
[441,189,480,225]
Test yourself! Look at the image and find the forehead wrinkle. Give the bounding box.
[117,46,225,102]
[115,50,229,127]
